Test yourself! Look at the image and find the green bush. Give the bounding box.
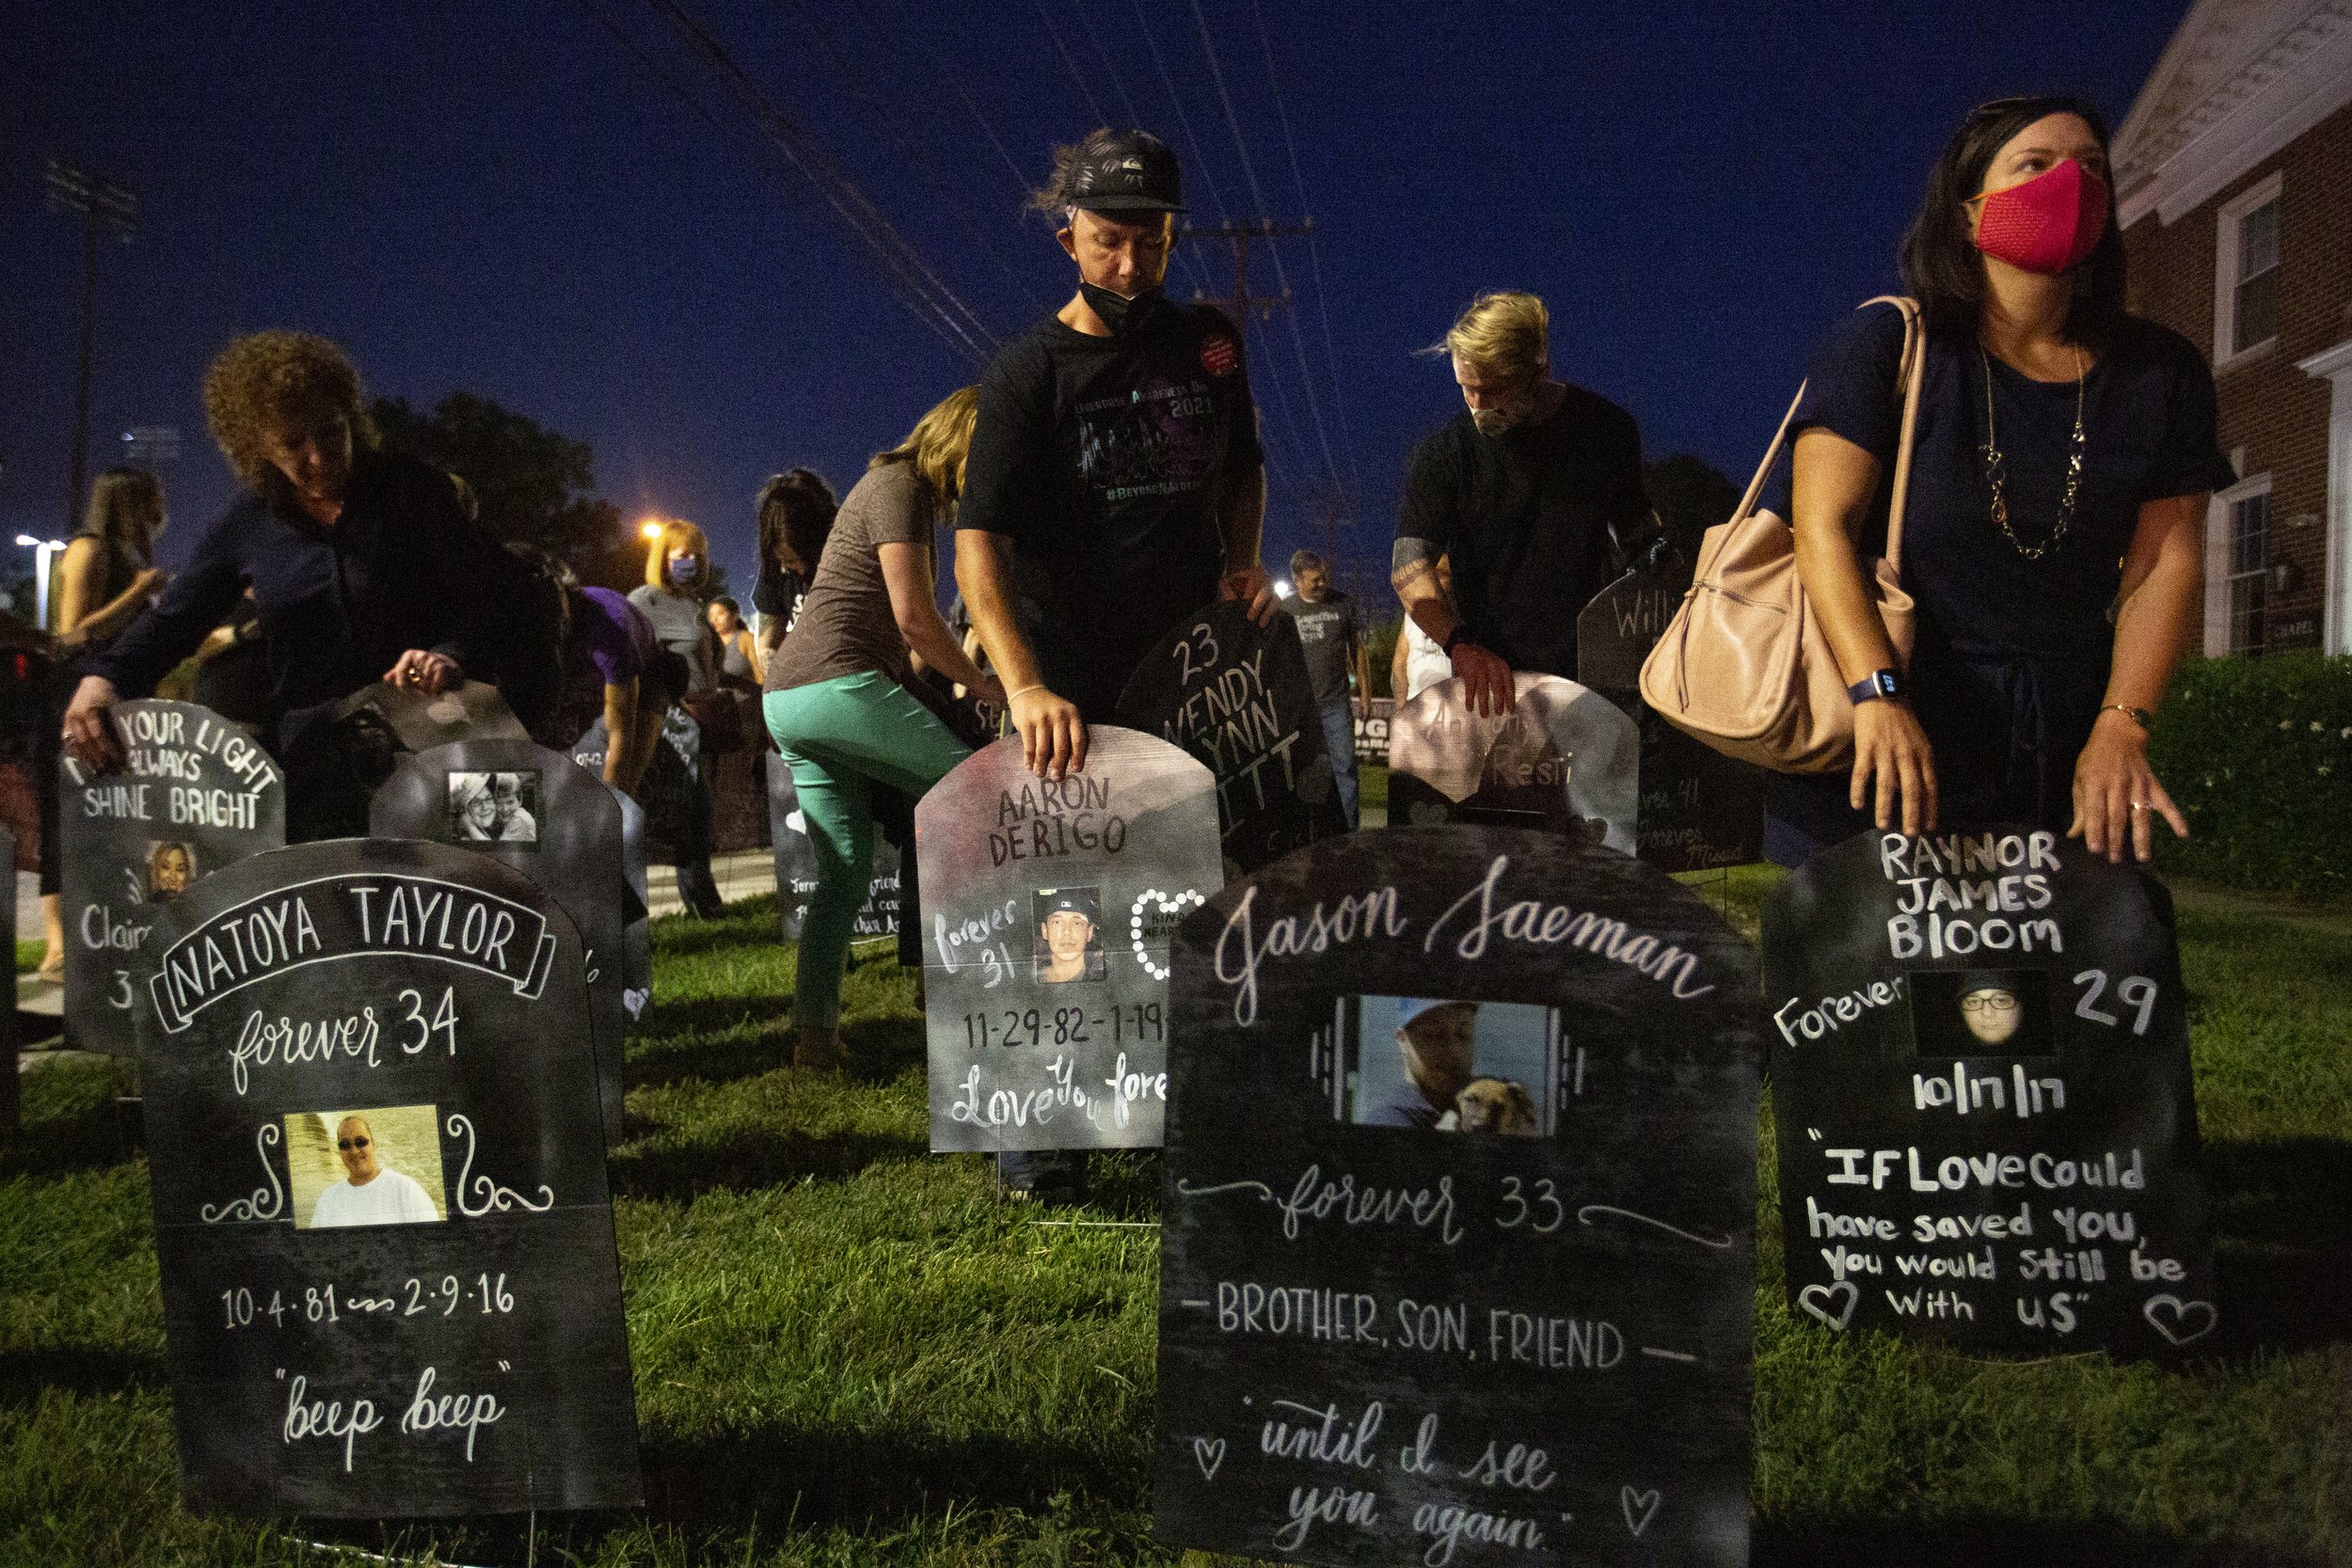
[2151,651,2352,899]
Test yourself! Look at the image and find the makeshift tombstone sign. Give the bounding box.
[337,680,532,753]
[1155,827,1763,1567]
[372,741,629,1144]
[556,727,652,1022]
[919,728,1220,1151]
[1578,565,1765,871]
[134,838,640,1516]
[1387,674,1639,853]
[1115,600,1346,873]
[616,793,651,1022]
[1762,826,2216,1354]
[767,764,901,942]
[62,699,286,1054]
[0,823,14,1134]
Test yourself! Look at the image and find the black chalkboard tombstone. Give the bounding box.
[1156,827,1763,1567]
[1114,600,1347,874]
[615,793,652,1023]
[135,838,640,1515]
[372,741,629,1144]
[918,727,1221,1152]
[337,680,531,753]
[1577,565,1765,871]
[1387,674,1639,853]
[61,698,286,1054]
[1762,825,2216,1354]
[767,761,901,943]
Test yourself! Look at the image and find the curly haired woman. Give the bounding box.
[64,330,504,837]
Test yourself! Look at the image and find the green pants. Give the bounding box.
[763,672,970,1031]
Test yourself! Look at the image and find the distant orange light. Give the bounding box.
[639,518,664,540]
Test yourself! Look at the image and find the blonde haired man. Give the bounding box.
[1393,292,1655,716]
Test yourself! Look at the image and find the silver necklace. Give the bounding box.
[1979,342,2086,561]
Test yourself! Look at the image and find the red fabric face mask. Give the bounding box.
[1972,158,2110,276]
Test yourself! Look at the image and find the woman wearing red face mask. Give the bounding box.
[1770,96,2233,867]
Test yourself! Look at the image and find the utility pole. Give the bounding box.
[1180,216,1311,325]
[45,159,139,535]
[1305,482,1358,596]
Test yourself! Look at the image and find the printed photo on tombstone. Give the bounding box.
[1387,673,1639,853]
[285,1106,451,1229]
[447,771,540,845]
[767,760,900,942]
[134,838,640,1517]
[61,699,286,1055]
[1577,564,1765,871]
[373,741,628,1144]
[918,727,1221,1153]
[1114,600,1346,874]
[1762,825,2217,1354]
[1156,827,1763,1568]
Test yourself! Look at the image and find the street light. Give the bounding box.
[1273,579,1295,599]
[15,534,68,629]
[640,518,664,541]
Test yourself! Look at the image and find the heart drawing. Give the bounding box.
[1192,1435,1227,1482]
[1797,1279,1859,1331]
[1621,1486,1661,1537]
[1130,888,1207,980]
[2142,1294,2217,1347]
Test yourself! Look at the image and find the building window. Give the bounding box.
[2227,489,2269,657]
[2215,172,2283,367]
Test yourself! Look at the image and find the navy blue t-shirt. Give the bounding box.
[1764,302,2232,861]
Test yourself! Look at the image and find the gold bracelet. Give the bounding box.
[2102,704,2154,732]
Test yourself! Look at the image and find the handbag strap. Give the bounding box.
[1713,295,1927,563]
[1864,293,1928,572]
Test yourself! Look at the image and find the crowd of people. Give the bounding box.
[41,97,2229,1193]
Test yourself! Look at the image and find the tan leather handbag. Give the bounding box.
[1639,295,1926,773]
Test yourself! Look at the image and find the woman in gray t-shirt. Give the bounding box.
[762,387,1004,1068]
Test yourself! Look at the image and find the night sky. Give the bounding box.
[4,1,2181,602]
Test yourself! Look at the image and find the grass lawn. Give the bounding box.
[3,868,2347,1565]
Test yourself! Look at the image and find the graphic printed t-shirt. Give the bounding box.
[1394,387,1649,681]
[1279,590,1361,705]
[959,300,1263,716]
[766,461,936,695]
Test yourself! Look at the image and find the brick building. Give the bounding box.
[2112,0,2352,656]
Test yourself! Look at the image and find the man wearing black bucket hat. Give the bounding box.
[956,128,1275,785]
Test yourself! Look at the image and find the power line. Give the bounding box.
[1250,0,1361,490]
[637,0,998,364]
[1062,0,1214,303]
[1033,0,1108,129]
[1186,0,1339,487]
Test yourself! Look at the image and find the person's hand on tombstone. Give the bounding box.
[1011,684,1088,782]
[1450,640,1514,718]
[61,674,126,773]
[1850,698,1939,836]
[1219,563,1279,627]
[2070,708,2185,864]
[383,649,463,697]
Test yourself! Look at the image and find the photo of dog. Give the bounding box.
[1437,1077,1541,1135]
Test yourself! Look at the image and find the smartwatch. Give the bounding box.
[1846,669,1902,705]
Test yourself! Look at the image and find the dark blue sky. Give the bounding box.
[3,1,2180,599]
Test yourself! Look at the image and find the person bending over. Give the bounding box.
[1772,96,2230,865]
[1393,292,1655,717]
[62,332,502,839]
[955,127,1276,787]
[762,388,1004,1069]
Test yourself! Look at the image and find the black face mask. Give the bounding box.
[1079,279,1165,337]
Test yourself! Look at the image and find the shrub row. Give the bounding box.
[2150,651,2352,899]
